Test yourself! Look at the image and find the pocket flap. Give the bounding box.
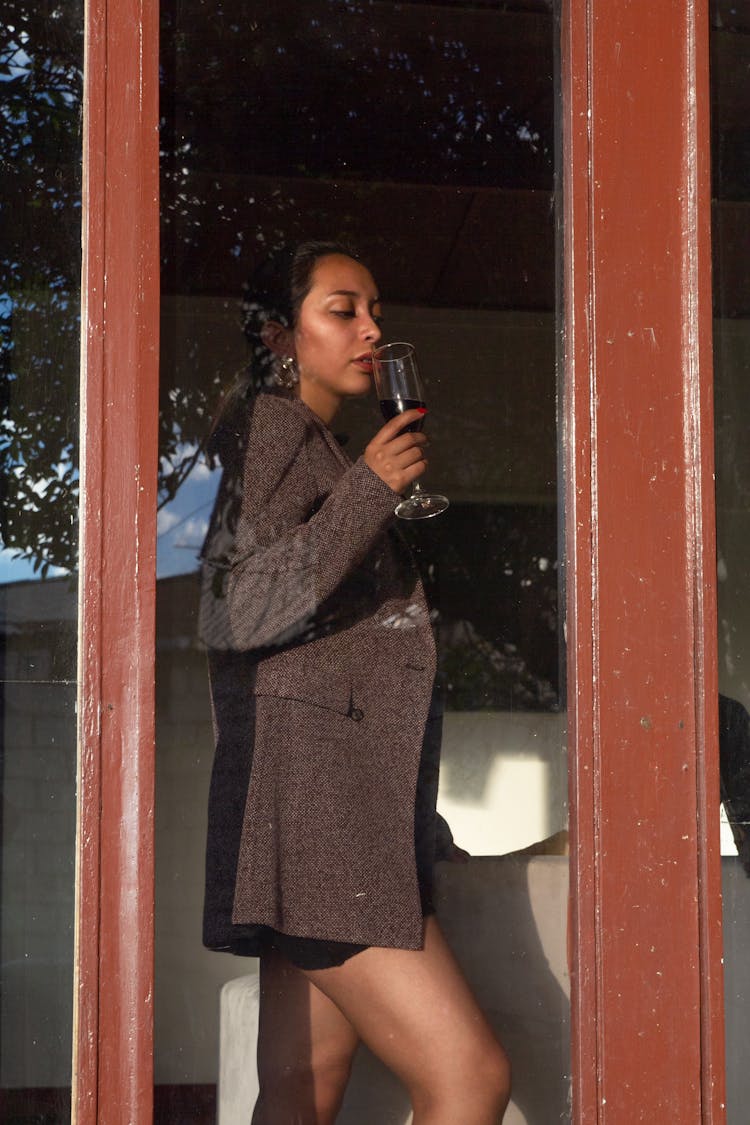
[252,666,360,720]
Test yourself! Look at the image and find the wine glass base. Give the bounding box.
[395,493,450,520]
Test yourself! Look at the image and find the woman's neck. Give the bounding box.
[298,384,341,426]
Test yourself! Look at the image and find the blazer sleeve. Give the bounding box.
[221,397,401,652]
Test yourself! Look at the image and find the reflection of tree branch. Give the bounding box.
[441,618,558,712]
[4,0,556,575]
[2,5,84,573]
[157,444,205,510]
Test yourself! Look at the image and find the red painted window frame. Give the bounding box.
[74,1,724,1121]
[76,0,160,1121]
[563,1,724,1119]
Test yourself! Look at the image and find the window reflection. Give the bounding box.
[711,6,750,1120]
[0,4,83,1120]
[158,2,568,1121]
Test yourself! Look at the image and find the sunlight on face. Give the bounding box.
[294,254,383,422]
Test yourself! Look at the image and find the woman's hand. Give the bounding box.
[363,409,428,494]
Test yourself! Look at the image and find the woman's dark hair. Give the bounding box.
[242,239,359,343]
[207,239,360,468]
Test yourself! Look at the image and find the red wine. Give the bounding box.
[379,396,426,433]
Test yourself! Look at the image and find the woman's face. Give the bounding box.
[292,254,383,422]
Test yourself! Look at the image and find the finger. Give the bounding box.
[376,442,427,471]
[390,451,428,481]
[400,458,428,486]
[378,425,428,450]
[395,446,428,469]
[367,448,427,485]
[382,431,428,457]
[374,408,428,441]
[364,436,426,473]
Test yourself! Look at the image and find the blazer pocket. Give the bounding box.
[251,670,364,722]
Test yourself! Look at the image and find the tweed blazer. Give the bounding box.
[202,391,440,952]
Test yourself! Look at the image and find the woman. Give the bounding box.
[201,241,510,1124]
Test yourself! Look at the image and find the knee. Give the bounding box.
[482,1040,512,1113]
[413,1038,512,1121]
[463,1038,512,1115]
[311,1047,356,1116]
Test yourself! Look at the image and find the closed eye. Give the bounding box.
[330,308,383,326]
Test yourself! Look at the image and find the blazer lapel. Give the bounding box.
[293,398,354,471]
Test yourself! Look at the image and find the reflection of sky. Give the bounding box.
[0,550,66,584]
[157,455,221,578]
[0,455,221,585]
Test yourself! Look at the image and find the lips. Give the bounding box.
[353,353,373,371]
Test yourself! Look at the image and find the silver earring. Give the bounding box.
[272,354,299,389]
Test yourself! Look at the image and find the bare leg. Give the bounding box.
[302,916,510,1125]
[251,946,359,1125]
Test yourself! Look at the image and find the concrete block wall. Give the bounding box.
[1,676,76,1088]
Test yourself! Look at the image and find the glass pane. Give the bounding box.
[0,2,83,1120]
[157,2,568,1122]
[710,5,750,1119]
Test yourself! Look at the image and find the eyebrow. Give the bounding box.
[327,289,381,303]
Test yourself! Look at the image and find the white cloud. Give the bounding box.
[157,509,181,536]
[180,517,210,542]
[190,458,217,481]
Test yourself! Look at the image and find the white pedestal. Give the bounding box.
[218,975,261,1124]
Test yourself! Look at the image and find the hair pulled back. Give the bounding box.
[207,239,359,469]
[241,239,359,392]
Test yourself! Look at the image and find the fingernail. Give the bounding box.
[417,407,428,414]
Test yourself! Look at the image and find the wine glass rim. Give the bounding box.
[372,341,415,361]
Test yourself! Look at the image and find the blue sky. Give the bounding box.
[156,454,222,578]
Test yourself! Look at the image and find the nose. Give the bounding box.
[361,314,381,345]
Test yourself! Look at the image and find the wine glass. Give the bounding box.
[371,341,449,520]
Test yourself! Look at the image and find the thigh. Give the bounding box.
[256,946,360,1083]
[300,915,505,1094]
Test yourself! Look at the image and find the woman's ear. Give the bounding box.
[260,320,295,359]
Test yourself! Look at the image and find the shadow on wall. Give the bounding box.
[219,856,570,1125]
